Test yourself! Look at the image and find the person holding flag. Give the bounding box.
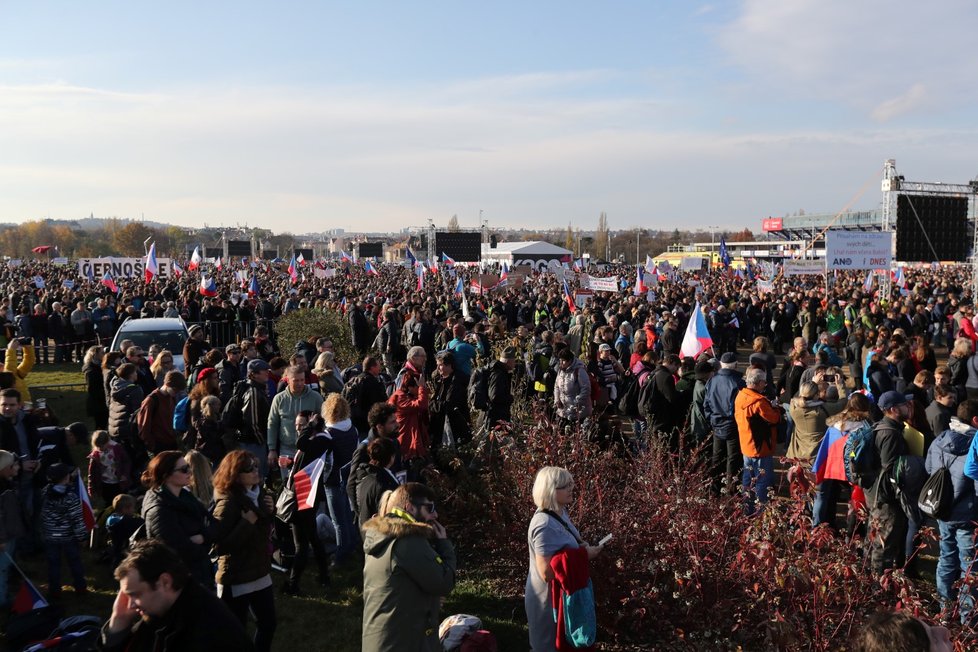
[39,462,88,599]
[101,271,119,294]
[364,260,380,277]
[680,301,714,359]
[441,252,456,266]
[172,260,184,278]
[248,275,260,297]
[200,275,218,297]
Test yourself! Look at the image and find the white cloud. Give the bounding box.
[717,0,977,119]
[871,84,928,122]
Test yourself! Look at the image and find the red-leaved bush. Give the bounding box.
[430,409,975,650]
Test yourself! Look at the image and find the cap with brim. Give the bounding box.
[247,359,270,374]
[878,390,912,410]
[598,343,612,351]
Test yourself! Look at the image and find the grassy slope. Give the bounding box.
[6,364,532,652]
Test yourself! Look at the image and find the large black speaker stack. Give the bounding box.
[895,194,969,262]
[434,232,482,262]
[227,240,251,257]
[357,242,383,258]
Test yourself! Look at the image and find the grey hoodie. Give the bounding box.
[266,385,324,453]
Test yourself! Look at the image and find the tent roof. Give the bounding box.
[481,241,573,256]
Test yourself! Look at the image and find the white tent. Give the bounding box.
[481,241,573,269]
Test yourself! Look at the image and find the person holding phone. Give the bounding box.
[525,466,604,652]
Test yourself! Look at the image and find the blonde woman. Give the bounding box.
[525,467,604,652]
[184,450,214,507]
[149,349,176,388]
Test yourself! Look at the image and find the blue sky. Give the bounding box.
[1,0,976,233]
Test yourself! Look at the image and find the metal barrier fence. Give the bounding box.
[185,318,277,348]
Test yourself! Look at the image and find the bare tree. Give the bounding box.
[593,212,609,260]
[447,214,460,232]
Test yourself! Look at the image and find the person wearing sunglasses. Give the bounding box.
[361,483,455,652]
[211,450,276,652]
[141,451,215,589]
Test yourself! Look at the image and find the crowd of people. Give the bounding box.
[0,253,975,649]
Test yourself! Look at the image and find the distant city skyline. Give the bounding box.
[2,1,976,232]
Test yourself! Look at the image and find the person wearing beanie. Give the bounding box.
[0,450,25,607]
[39,463,88,599]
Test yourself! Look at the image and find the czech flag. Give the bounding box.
[679,300,713,359]
[427,259,438,273]
[633,265,646,295]
[441,252,456,266]
[10,564,48,614]
[144,242,159,282]
[339,250,352,263]
[365,260,380,277]
[339,296,347,314]
[199,275,218,297]
[562,278,577,314]
[172,260,183,278]
[215,256,223,271]
[454,277,464,296]
[189,246,202,271]
[101,272,118,294]
[76,473,95,531]
[645,255,656,275]
[862,270,873,292]
[293,454,330,511]
[416,264,424,291]
[288,255,298,283]
[248,275,260,297]
[812,426,850,483]
[297,252,305,266]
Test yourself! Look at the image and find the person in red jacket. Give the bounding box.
[137,371,187,454]
[388,370,430,472]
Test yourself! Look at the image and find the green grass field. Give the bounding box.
[4,363,532,652]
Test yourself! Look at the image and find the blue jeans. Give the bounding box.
[45,539,86,594]
[742,456,774,512]
[937,521,977,623]
[325,484,358,565]
[813,480,842,528]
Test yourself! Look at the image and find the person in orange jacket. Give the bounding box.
[734,367,783,510]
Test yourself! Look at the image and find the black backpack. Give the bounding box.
[468,364,491,412]
[620,373,641,418]
[342,374,367,421]
[918,455,953,520]
[221,381,250,434]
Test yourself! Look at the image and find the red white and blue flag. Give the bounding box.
[101,272,118,294]
[215,256,223,271]
[679,301,713,359]
[189,246,202,271]
[339,250,352,263]
[199,275,218,297]
[405,247,417,267]
[633,265,646,295]
[454,277,464,296]
[365,260,380,277]
[297,252,305,266]
[144,243,159,282]
[9,554,48,614]
[441,252,456,266]
[293,454,330,510]
[76,473,95,531]
[339,296,347,314]
[562,278,577,314]
[415,264,424,290]
[288,255,298,283]
[172,260,183,278]
[248,275,260,297]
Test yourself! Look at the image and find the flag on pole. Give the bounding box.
[288,255,298,283]
[562,278,577,314]
[215,256,224,271]
[679,301,714,359]
[719,237,731,267]
[441,252,456,266]
[364,260,380,277]
[189,246,202,271]
[339,250,352,263]
[460,291,471,321]
[339,296,347,314]
[101,272,118,294]
[863,270,874,292]
[645,255,656,275]
[76,473,95,531]
[415,264,424,291]
[9,556,48,614]
[86,265,95,284]
[297,252,305,266]
[454,277,464,296]
[172,260,183,278]
[633,265,646,295]
[894,267,907,289]
[199,275,218,297]
[293,454,330,510]
[144,242,159,282]
[248,275,260,297]
[406,247,417,267]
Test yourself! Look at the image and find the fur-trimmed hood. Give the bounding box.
[362,513,434,557]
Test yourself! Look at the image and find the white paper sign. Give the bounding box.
[584,275,619,292]
[783,259,825,276]
[826,232,893,270]
[78,257,174,279]
[681,257,706,271]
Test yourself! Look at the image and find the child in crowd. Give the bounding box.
[106,493,142,567]
[39,463,87,599]
[87,429,131,506]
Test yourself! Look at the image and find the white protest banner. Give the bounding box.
[7,259,22,268]
[757,280,774,294]
[62,279,75,289]
[52,257,69,266]
[681,257,706,271]
[78,257,174,279]
[826,232,893,270]
[313,268,336,279]
[574,289,593,308]
[783,259,825,276]
[584,275,619,292]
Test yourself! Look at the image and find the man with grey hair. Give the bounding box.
[734,366,783,511]
[395,345,427,392]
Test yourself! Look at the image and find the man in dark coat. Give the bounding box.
[429,351,471,450]
[349,302,372,355]
[703,353,745,494]
[486,347,517,426]
[101,540,254,652]
[867,391,911,575]
[642,354,682,440]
